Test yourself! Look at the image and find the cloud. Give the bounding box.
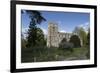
[60,30,66,33]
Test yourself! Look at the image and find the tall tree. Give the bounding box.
[79,27,87,46]
[86,28,90,58]
[87,28,90,46]
[73,27,87,46]
[26,19,37,47]
[36,28,46,46]
[22,10,46,47]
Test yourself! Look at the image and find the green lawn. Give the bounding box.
[21,47,90,63]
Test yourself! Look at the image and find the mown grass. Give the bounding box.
[21,46,90,63]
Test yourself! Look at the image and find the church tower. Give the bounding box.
[47,22,58,47]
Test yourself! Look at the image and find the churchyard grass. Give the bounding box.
[21,46,89,63]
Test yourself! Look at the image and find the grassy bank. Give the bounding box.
[21,46,89,63]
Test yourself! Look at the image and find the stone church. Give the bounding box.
[47,22,82,48]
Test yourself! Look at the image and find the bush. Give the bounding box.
[59,42,74,52]
[69,35,81,47]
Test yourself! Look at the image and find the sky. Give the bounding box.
[21,10,90,36]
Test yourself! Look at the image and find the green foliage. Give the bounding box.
[21,47,89,62]
[69,35,81,47]
[59,38,73,52]
[86,31,90,46]
[21,47,57,62]
[26,20,37,47]
[73,27,90,59]
[86,30,90,59]
[21,38,27,49]
[26,25,46,47]
[79,28,87,46]
[36,28,46,46]
[73,27,87,46]
[24,10,46,47]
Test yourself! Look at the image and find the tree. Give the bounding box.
[86,28,90,59]
[69,35,81,47]
[26,10,46,24]
[79,27,87,46]
[23,10,46,47]
[73,27,87,46]
[59,38,73,52]
[86,28,90,46]
[36,28,46,46]
[26,19,37,47]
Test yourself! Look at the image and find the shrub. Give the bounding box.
[69,35,81,47]
[59,42,74,52]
